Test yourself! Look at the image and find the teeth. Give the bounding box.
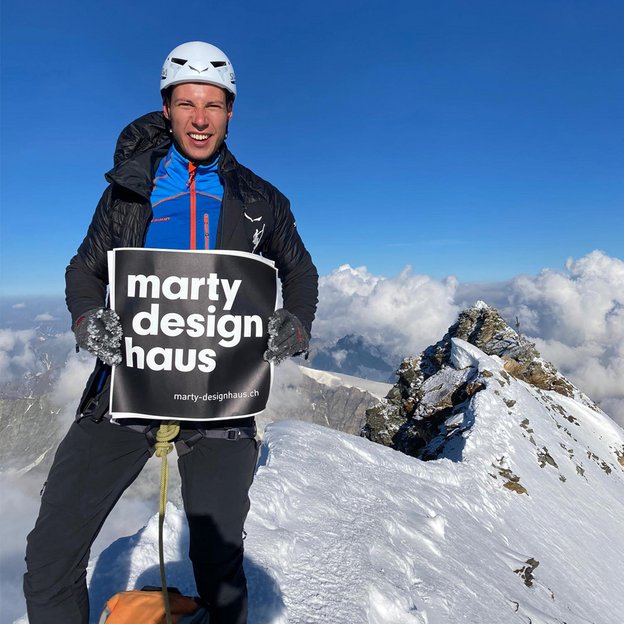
[190,133,210,141]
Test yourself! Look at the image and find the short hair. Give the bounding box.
[162,85,234,110]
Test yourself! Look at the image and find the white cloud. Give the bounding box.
[504,251,624,346]
[51,354,97,429]
[491,251,624,427]
[332,350,348,366]
[0,329,39,381]
[0,475,42,623]
[3,251,622,434]
[315,264,460,360]
[34,312,59,321]
[12,302,26,309]
[262,360,308,427]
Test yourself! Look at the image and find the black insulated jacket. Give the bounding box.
[66,112,318,417]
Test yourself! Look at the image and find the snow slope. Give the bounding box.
[14,339,624,624]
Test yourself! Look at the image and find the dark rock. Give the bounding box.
[514,558,540,587]
[264,370,381,436]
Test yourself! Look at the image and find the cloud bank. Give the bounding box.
[315,264,460,358]
[499,251,624,426]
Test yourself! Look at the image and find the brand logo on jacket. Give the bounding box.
[244,211,265,252]
[252,225,266,253]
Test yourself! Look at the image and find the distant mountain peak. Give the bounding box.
[309,333,395,382]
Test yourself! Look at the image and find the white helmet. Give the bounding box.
[160,41,236,98]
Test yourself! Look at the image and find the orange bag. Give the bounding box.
[98,587,207,623]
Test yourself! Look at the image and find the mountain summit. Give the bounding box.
[363,301,607,461]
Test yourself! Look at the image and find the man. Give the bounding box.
[24,41,318,624]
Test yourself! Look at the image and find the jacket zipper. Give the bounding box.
[204,213,209,250]
[188,162,197,249]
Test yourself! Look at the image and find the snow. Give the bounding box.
[12,341,624,624]
[450,336,491,370]
[300,366,393,400]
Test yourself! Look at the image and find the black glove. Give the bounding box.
[264,309,310,365]
[74,308,123,366]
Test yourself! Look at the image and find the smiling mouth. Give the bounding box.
[189,133,211,141]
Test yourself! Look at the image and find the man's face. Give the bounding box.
[163,82,233,162]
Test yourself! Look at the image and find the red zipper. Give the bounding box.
[204,213,209,250]
[188,163,197,249]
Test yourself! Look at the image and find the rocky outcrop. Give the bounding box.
[420,301,575,396]
[362,301,587,460]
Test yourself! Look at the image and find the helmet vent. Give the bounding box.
[211,61,226,68]
[171,57,188,66]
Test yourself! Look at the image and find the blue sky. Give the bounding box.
[1,0,623,295]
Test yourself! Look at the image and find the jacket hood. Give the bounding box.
[113,111,170,168]
[105,111,171,199]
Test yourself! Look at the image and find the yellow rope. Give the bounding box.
[154,421,180,624]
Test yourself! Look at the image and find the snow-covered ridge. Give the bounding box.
[300,366,392,400]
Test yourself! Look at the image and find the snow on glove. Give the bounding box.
[74,308,123,366]
[263,309,310,365]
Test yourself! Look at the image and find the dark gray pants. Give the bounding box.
[24,416,259,624]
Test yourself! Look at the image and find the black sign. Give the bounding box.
[107,248,277,421]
